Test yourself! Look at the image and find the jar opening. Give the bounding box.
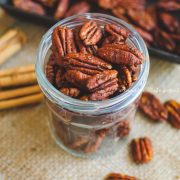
[36,13,149,114]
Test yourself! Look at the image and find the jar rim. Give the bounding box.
[36,13,150,114]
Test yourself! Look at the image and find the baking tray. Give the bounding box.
[0,0,180,63]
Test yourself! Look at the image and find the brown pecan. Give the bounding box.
[158,12,179,33]
[97,44,144,66]
[164,100,180,129]
[63,53,112,75]
[60,87,80,98]
[98,0,120,9]
[64,1,90,18]
[105,173,139,180]
[79,21,103,45]
[157,1,180,11]
[139,92,168,122]
[105,24,129,42]
[116,120,130,138]
[131,137,153,164]
[13,0,45,15]
[154,29,176,52]
[54,0,69,19]
[65,70,90,88]
[52,26,77,65]
[112,7,129,22]
[127,9,156,32]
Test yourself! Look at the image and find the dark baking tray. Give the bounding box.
[0,0,180,63]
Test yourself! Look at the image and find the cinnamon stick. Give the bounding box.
[0,85,41,100]
[0,93,43,110]
[0,64,35,77]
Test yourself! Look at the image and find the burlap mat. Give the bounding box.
[0,9,180,180]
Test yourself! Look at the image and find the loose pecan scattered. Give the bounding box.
[105,173,139,180]
[139,92,168,122]
[97,44,144,66]
[52,26,77,65]
[116,120,130,137]
[64,1,90,18]
[131,137,153,164]
[60,87,80,98]
[54,0,69,19]
[79,21,103,45]
[164,100,180,129]
[63,53,112,75]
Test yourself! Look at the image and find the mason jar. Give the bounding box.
[36,13,150,158]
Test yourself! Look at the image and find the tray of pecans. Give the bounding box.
[0,0,180,63]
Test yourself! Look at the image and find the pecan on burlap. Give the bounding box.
[52,26,77,65]
[164,100,180,129]
[97,44,144,66]
[60,87,80,98]
[139,92,168,122]
[54,0,69,19]
[79,21,103,45]
[105,173,139,180]
[131,137,153,164]
[63,53,112,75]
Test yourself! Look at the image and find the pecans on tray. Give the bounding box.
[47,20,144,101]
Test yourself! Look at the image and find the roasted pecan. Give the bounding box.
[157,1,180,11]
[79,21,103,45]
[63,53,112,75]
[13,0,45,15]
[131,137,153,164]
[139,92,168,122]
[60,87,80,98]
[127,9,156,32]
[52,26,77,65]
[54,0,69,19]
[105,173,139,180]
[101,36,124,46]
[164,100,180,129]
[154,29,176,52]
[65,70,90,88]
[116,120,130,138]
[64,1,90,18]
[105,24,129,42]
[158,12,179,33]
[97,44,144,66]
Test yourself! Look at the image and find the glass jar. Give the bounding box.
[36,13,150,158]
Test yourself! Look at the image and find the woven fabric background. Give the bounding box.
[0,9,180,180]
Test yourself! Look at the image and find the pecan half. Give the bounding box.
[127,9,156,32]
[131,137,153,164]
[116,120,130,137]
[64,1,90,18]
[60,87,80,98]
[105,173,139,180]
[164,100,180,129]
[63,53,112,75]
[79,21,103,45]
[97,44,144,66]
[139,92,168,122]
[105,24,129,42]
[52,26,77,65]
[13,0,45,15]
[54,0,69,19]
[65,70,90,88]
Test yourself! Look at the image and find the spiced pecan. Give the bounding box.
[13,0,45,15]
[97,44,144,66]
[139,92,168,122]
[116,120,130,137]
[65,70,90,88]
[64,1,90,18]
[127,9,156,32]
[52,26,77,65]
[79,21,103,45]
[159,12,179,33]
[105,173,139,180]
[164,100,180,129]
[105,24,129,42]
[157,1,180,11]
[60,87,80,98]
[54,0,69,19]
[63,53,112,75]
[131,137,153,164]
